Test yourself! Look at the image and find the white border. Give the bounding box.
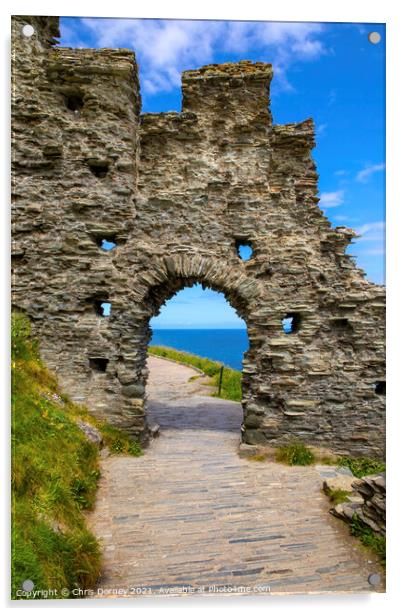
[2,1,401,614]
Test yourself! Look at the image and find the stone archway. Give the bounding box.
[111,254,261,444]
[11,16,385,458]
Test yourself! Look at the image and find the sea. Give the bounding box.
[150,329,248,371]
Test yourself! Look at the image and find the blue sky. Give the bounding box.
[59,18,385,329]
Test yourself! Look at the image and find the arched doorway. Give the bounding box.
[136,264,258,443]
[145,283,249,436]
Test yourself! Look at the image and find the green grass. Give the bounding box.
[350,514,386,567]
[67,404,143,458]
[324,487,351,505]
[249,453,269,462]
[98,422,142,456]
[149,345,242,401]
[337,456,386,478]
[275,441,315,466]
[11,312,141,599]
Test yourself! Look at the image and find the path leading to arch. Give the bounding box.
[88,356,382,597]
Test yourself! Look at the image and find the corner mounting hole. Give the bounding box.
[282,312,301,334]
[374,381,385,395]
[368,32,381,45]
[100,238,117,251]
[22,24,35,37]
[88,161,109,178]
[236,240,253,261]
[89,357,109,372]
[94,300,111,316]
[65,93,84,112]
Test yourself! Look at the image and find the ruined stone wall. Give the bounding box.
[11,16,386,457]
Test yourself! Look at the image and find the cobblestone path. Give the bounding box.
[88,356,383,597]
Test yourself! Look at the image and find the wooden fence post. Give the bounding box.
[218,365,224,396]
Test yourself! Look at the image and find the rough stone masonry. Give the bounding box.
[11,16,386,457]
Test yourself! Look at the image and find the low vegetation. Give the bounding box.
[249,453,269,462]
[337,456,386,478]
[324,487,351,506]
[350,514,386,567]
[11,312,141,599]
[149,345,242,401]
[275,441,315,466]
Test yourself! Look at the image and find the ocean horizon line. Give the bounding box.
[151,327,247,331]
[150,328,249,369]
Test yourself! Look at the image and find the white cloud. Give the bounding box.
[319,190,345,208]
[353,221,385,259]
[63,18,327,95]
[316,123,327,136]
[356,221,385,241]
[356,163,385,183]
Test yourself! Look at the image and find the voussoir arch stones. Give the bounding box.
[133,254,263,315]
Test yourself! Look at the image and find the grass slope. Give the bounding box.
[11,313,142,599]
[149,345,242,401]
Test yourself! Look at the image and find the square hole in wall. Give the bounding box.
[94,300,111,316]
[93,234,117,250]
[374,381,386,395]
[88,161,109,178]
[331,317,353,333]
[89,357,109,372]
[64,91,84,112]
[235,239,253,261]
[282,312,301,334]
[100,238,117,251]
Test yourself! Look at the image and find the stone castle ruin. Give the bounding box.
[11,16,385,457]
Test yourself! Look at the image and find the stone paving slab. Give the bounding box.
[87,356,384,597]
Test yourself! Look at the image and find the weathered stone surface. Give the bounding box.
[243,429,269,445]
[148,422,160,438]
[11,16,385,456]
[331,473,386,536]
[323,475,355,493]
[121,383,145,398]
[76,420,103,446]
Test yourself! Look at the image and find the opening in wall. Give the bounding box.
[63,88,85,113]
[282,312,301,334]
[92,234,118,250]
[88,161,109,178]
[331,317,353,333]
[235,239,253,261]
[100,238,117,251]
[148,282,248,436]
[94,300,111,317]
[374,381,386,395]
[89,357,109,372]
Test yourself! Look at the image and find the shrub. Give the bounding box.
[97,423,143,457]
[337,456,385,478]
[350,514,386,566]
[324,487,351,505]
[249,454,269,462]
[275,441,315,466]
[11,311,37,361]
